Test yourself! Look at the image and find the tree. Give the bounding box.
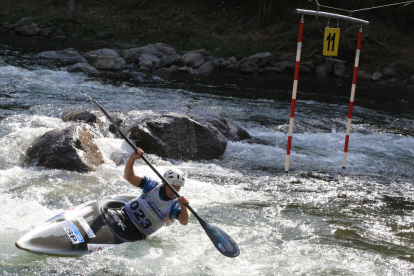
[69,0,82,18]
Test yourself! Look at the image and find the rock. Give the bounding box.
[119,49,141,64]
[237,57,248,65]
[409,75,414,85]
[333,62,346,77]
[246,52,273,68]
[273,63,285,72]
[187,106,230,137]
[134,44,164,58]
[262,67,282,74]
[26,126,104,172]
[383,66,398,79]
[229,56,237,64]
[186,106,251,142]
[204,56,224,66]
[371,71,383,82]
[16,17,33,26]
[128,113,227,160]
[138,66,151,73]
[220,60,233,70]
[227,63,240,73]
[357,70,372,80]
[301,62,315,72]
[197,61,219,75]
[85,49,120,57]
[96,31,111,39]
[172,56,185,67]
[187,49,210,56]
[154,43,178,56]
[40,27,53,38]
[139,54,164,69]
[279,52,296,63]
[138,59,154,70]
[106,112,125,136]
[227,121,252,142]
[63,63,100,74]
[18,25,42,36]
[299,66,311,74]
[154,67,178,77]
[38,48,88,65]
[160,55,175,67]
[177,66,197,74]
[278,61,296,72]
[61,111,101,125]
[84,55,127,71]
[316,62,333,75]
[182,53,204,68]
[240,62,259,74]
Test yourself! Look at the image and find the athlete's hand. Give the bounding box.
[130,148,144,160]
[178,196,189,206]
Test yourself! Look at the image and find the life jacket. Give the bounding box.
[124,185,177,236]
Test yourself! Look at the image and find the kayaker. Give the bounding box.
[122,148,190,239]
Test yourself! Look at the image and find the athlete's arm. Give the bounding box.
[177,196,190,225]
[124,148,145,187]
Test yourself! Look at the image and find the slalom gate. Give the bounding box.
[284,8,369,173]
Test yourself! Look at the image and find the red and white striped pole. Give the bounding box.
[285,16,304,173]
[342,27,363,169]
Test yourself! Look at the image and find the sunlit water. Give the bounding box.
[1,39,414,275]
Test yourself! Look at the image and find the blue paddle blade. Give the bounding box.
[199,219,240,258]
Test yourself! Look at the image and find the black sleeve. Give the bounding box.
[138,176,147,189]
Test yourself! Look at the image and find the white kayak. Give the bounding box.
[16,194,145,256]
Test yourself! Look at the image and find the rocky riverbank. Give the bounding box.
[2,16,414,88]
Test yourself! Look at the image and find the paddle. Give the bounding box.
[90,98,240,258]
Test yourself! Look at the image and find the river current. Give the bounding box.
[1,36,414,275]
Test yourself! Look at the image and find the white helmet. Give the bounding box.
[163,168,185,187]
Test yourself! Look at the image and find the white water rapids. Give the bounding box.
[1,46,414,275]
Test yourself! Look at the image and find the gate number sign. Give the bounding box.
[323,27,340,56]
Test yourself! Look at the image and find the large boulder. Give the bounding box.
[128,113,227,160]
[26,126,104,172]
[38,48,88,65]
[186,106,251,142]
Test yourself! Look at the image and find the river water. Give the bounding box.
[1,36,414,275]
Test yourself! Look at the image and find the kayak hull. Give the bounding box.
[16,194,138,256]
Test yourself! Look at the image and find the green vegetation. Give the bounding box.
[1,0,414,72]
